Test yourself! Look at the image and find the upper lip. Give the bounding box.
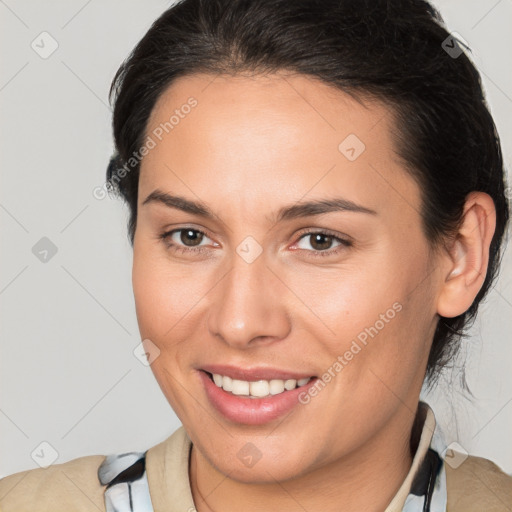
[200,364,316,381]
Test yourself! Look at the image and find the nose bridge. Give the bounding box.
[207,247,290,348]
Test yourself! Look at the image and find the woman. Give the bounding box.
[1,0,510,511]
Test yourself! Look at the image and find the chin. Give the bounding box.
[195,434,316,483]
[214,454,307,484]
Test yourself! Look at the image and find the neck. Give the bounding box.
[189,406,419,512]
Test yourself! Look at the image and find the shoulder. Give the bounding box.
[445,453,512,512]
[0,454,107,512]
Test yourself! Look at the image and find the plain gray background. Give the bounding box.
[1,0,511,477]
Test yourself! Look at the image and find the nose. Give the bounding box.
[206,251,291,349]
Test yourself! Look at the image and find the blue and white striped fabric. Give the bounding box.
[98,451,153,512]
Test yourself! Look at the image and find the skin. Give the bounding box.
[132,72,496,512]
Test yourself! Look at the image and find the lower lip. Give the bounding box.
[199,371,317,425]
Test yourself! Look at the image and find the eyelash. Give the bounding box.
[158,227,353,258]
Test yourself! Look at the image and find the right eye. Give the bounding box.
[159,227,218,255]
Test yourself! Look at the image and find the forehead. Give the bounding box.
[144,72,393,156]
[140,72,421,223]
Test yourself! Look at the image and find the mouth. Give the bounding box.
[198,367,319,425]
[203,371,314,399]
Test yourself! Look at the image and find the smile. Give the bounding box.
[209,373,312,398]
[198,368,319,425]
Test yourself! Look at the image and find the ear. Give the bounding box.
[436,192,497,318]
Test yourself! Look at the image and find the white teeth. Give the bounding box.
[269,379,285,395]
[223,375,233,392]
[231,379,249,396]
[249,380,269,397]
[210,373,311,398]
[284,379,297,390]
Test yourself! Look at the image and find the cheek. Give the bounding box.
[298,251,432,388]
[132,255,166,341]
[131,241,219,404]
[283,252,401,343]
[132,247,198,417]
[132,242,206,342]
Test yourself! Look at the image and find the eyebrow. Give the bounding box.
[142,189,377,223]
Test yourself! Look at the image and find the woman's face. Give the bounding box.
[132,72,443,482]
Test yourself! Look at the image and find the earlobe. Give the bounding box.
[436,192,496,319]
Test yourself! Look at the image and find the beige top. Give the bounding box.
[1,403,511,511]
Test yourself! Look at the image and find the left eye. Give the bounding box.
[293,231,351,255]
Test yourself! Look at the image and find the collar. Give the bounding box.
[386,401,447,511]
[141,401,447,511]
